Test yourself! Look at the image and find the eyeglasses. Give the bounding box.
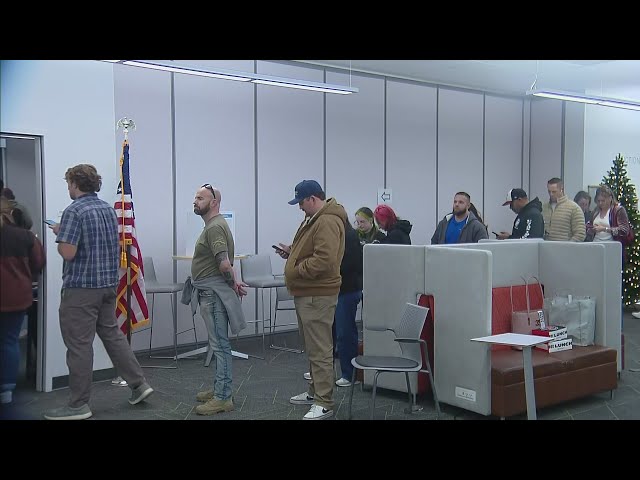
[201,183,216,199]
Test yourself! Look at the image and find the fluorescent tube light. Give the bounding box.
[101,60,358,95]
[527,89,640,111]
[121,60,252,82]
[252,79,354,94]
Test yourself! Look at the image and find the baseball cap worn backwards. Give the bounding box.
[502,188,527,206]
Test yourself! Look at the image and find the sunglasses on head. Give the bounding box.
[201,183,216,199]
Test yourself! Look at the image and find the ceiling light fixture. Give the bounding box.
[526,89,640,112]
[101,60,358,95]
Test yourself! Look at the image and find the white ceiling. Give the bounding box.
[292,60,640,101]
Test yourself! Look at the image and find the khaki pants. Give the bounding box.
[294,294,338,410]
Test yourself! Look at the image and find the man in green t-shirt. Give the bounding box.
[191,183,248,416]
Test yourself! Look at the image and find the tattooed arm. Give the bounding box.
[215,251,248,297]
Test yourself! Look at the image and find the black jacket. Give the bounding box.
[380,219,412,245]
[510,197,544,239]
[340,226,363,293]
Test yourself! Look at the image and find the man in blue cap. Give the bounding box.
[276,180,347,420]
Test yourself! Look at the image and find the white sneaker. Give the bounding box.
[336,377,360,387]
[290,392,314,405]
[303,404,333,420]
[303,372,311,381]
[111,376,128,387]
[632,311,640,319]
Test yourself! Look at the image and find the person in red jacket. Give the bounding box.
[0,197,45,409]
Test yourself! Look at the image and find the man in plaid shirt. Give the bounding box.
[44,164,154,420]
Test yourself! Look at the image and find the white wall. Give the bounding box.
[583,105,640,198]
[1,60,117,391]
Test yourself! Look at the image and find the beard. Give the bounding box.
[194,204,209,216]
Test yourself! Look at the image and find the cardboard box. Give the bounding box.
[535,337,573,353]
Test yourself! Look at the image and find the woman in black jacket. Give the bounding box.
[373,204,412,245]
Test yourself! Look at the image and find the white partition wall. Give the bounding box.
[255,61,325,332]
[113,64,176,351]
[386,80,437,246]
[483,96,524,236]
[436,89,484,221]
[529,99,563,202]
[174,60,256,338]
[326,71,385,221]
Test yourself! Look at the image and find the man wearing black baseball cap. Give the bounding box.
[496,188,544,240]
[275,179,347,420]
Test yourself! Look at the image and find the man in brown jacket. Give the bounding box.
[277,180,346,420]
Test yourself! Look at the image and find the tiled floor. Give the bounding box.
[3,313,640,421]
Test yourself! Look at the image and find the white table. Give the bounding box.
[173,254,254,362]
[470,332,550,420]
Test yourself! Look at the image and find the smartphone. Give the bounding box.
[272,244,285,254]
[492,231,499,236]
[44,219,57,226]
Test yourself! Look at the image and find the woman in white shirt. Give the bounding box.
[586,185,631,256]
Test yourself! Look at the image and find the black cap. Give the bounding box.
[502,188,527,206]
[288,180,324,205]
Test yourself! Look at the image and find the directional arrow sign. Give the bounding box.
[377,188,392,204]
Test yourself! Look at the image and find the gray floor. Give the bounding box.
[3,312,640,421]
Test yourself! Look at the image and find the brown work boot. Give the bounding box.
[196,389,214,402]
[195,397,234,416]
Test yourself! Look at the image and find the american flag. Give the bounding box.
[114,140,150,334]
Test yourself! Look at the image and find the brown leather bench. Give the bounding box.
[491,345,618,418]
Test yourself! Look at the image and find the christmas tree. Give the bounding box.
[602,153,640,306]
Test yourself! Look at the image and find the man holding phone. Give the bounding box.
[276,179,346,420]
[497,188,544,240]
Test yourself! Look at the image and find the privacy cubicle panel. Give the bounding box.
[362,244,426,392]
[603,242,623,369]
[425,247,493,415]
[444,241,540,288]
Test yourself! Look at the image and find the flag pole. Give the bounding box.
[117,117,136,344]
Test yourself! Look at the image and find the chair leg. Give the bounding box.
[147,294,155,357]
[347,367,358,420]
[423,354,441,417]
[405,372,413,412]
[371,371,380,420]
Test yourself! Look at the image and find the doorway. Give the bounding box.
[1,132,46,392]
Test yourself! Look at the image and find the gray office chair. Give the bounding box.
[239,255,286,358]
[347,303,440,420]
[269,285,304,353]
[139,256,197,368]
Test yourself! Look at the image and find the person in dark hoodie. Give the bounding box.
[331,216,363,387]
[374,204,412,244]
[431,192,488,244]
[496,188,544,239]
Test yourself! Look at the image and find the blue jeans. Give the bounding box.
[199,290,232,400]
[333,290,362,380]
[0,311,26,397]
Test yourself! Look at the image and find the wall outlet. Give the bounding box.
[455,386,476,402]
